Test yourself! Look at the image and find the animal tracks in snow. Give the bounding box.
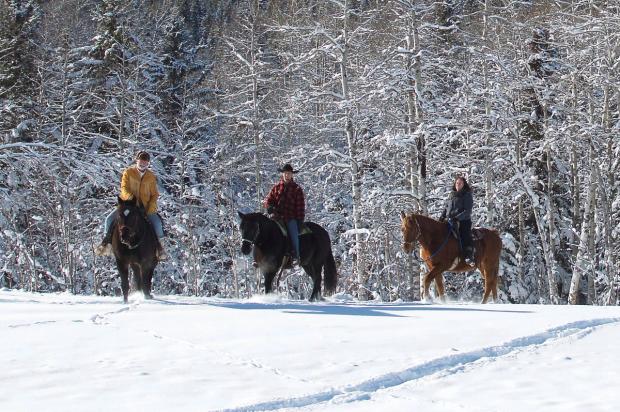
[86,301,143,326]
[8,320,57,328]
[7,298,138,329]
[219,317,620,412]
[136,327,313,385]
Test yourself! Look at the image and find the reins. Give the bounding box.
[117,210,147,250]
[241,223,261,247]
[407,215,453,264]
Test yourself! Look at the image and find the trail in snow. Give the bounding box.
[219,317,620,412]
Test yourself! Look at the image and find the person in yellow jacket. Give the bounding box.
[95,151,166,259]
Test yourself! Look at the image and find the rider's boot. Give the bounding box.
[95,231,113,256]
[464,246,475,266]
[291,252,300,266]
[157,238,168,261]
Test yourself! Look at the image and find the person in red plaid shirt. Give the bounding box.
[262,163,305,264]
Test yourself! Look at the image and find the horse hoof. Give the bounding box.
[144,293,153,300]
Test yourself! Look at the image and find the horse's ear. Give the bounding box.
[400,211,406,220]
[237,211,245,220]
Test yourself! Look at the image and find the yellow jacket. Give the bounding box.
[119,166,159,214]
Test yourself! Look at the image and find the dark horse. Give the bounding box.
[112,197,159,303]
[238,212,338,301]
[400,212,502,303]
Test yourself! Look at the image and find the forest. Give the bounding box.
[1,0,619,305]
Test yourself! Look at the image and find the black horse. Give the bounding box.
[112,197,159,303]
[238,212,338,301]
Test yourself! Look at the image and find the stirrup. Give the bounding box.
[283,255,294,269]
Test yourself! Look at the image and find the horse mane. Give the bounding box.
[244,212,269,220]
[404,213,443,229]
[243,212,273,225]
[411,213,440,225]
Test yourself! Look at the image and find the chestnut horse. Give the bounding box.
[400,212,502,303]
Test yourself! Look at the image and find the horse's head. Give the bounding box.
[116,196,145,247]
[238,211,260,255]
[400,211,419,254]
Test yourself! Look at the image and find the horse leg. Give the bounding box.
[306,263,322,302]
[480,269,491,304]
[117,259,130,304]
[490,261,500,302]
[481,264,499,304]
[264,270,277,294]
[422,267,446,302]
[142,264,154,300]
[130,263,143,295]
[491,272,498,302]
[434,274,447,303]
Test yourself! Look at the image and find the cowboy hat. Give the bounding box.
[277,163,299,173]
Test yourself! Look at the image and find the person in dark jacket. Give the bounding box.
[262,163,305,264]
[439,176,475,266]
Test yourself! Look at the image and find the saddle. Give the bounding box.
[447,221,483,242]
[274,220,312,237]
[448,220,481,263]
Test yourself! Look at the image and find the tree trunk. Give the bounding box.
[517,171,559,304]
[482,0,495,225]
[340,0,367,299]
[570,74,580,261]
[544,144,561,303]
[405,7,424,299]
[251,4,263,209]
[568,162,596,304]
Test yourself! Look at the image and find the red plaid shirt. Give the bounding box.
[263,179,305,221]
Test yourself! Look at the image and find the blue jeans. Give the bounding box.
[286,219,300,259]
[104,210,164,239]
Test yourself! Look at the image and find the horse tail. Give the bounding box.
[486,229,502,302]
[323,247,338,294]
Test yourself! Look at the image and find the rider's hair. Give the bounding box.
[453,175,471,192]
[135,151,150,162]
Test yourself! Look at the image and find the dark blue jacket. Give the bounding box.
[442,188,473,222]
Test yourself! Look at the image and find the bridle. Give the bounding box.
[403,214,423,251]
[117,207,144,250]
[241,221,260,248]
[404,214,453,264]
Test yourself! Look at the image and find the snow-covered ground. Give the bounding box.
[2,289,619,412]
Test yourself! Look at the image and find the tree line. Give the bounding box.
[1,0,618,304]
